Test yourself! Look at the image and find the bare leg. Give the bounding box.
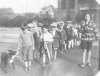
[46,47,51,63]
[68,41,71,49]
[71,40,74,48]
[87,50,92,66]
[81,49,87,67]
[43,53,46,66]
[24,47,30,71]
[64,42,67,50]
[54,48,57,61]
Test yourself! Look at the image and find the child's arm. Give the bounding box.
[17,30,23,51]
[31,33,35,50]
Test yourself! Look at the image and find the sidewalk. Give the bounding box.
[0,39,98,76]
[61,46,99,74]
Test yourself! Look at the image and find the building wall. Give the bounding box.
[58,0,75,10]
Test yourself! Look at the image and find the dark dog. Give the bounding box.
[0,50,17,73]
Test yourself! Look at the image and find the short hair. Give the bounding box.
[85,13,91,19]
[20,24,25,31]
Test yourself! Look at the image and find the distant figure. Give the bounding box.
[39,27,54,65]
[64,21,74,49]
[56,21,66,53]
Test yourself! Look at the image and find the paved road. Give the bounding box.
[0,54,94,76]
[0,42,97,76]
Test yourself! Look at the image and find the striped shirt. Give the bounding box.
[80,21,96,41]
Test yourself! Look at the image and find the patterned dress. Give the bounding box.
[80,21,97,51]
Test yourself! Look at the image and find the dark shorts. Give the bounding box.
[80,40,92,51]
[52,39,59,49]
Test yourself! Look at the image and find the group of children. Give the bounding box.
[16,13,98,71]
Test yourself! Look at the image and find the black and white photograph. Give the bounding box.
[0,0,99,76]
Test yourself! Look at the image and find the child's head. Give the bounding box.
[20,24,26,31]
[85,14,91,21]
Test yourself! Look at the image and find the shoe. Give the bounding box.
[24,61,30,72]
[79,64,86,68]
[87,63,92,67]
[25,64,31,72]
[28,61,32,66]
[25,67,30,72]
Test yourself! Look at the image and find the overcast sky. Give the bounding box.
[0,0,58,13]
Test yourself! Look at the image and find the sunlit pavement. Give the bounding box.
[0,42,98,76]
[95,71,100,76]
[0,55,94,76]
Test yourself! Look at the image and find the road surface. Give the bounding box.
[0,28,98,76]
[0,42,97,76]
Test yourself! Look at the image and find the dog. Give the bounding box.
[0,50,17,73]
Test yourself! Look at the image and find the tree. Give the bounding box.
[38,5,57,26]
